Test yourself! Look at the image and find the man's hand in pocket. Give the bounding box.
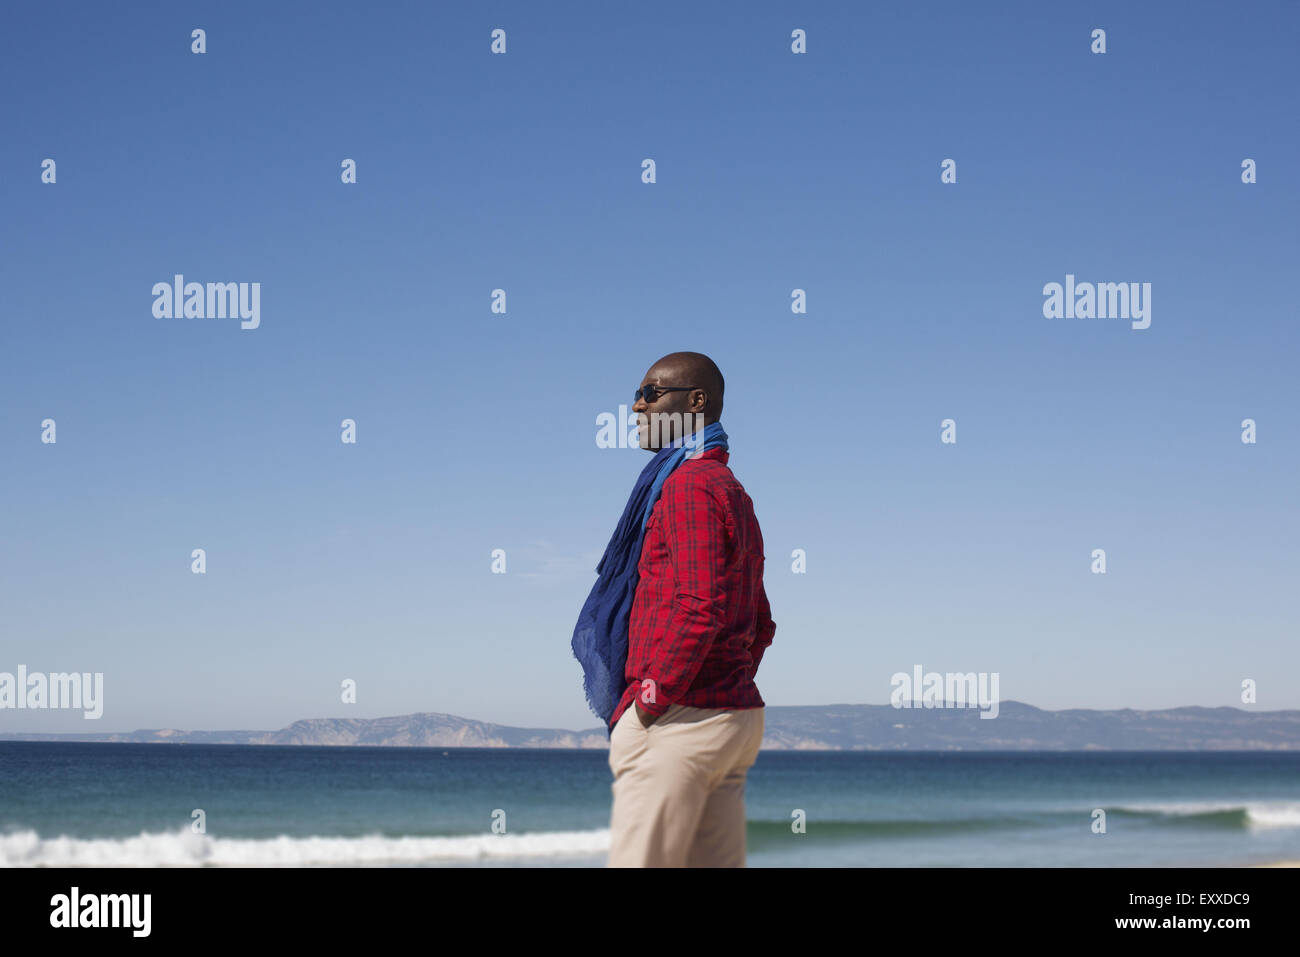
[635,701,660,727]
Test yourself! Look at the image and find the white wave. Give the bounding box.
[1245,804,1300,829]
[1113,801,1300,828]
[0,827,611,867]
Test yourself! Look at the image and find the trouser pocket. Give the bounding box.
[608,706,647,774]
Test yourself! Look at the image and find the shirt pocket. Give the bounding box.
[641,507,668,557]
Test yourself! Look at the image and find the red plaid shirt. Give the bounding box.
[610,446,775,729]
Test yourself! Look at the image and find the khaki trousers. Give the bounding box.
[607,702,765,867]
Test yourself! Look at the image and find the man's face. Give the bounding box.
[633,366,695,451]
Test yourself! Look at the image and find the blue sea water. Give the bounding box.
[0,743,1296,867]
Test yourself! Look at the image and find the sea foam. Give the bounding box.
[1111,801,1300,829]
[0,827,611,867]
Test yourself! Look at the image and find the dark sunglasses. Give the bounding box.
[635,384,697,403]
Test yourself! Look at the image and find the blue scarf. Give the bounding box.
[572,421,729,736]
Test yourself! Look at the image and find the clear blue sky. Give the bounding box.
[3,1,1297,733]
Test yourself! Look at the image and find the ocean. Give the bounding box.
[1,743,1297,867]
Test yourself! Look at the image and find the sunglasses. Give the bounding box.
[635,384,697,403]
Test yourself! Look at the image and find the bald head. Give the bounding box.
[633,352,725,451]
[647,351,724,419]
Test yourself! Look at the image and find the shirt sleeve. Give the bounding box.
[638,475,731,716]
[750,576,775,676]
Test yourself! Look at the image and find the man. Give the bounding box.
[605,351,775,867]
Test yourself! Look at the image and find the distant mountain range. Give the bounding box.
[2,701,1297,750]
